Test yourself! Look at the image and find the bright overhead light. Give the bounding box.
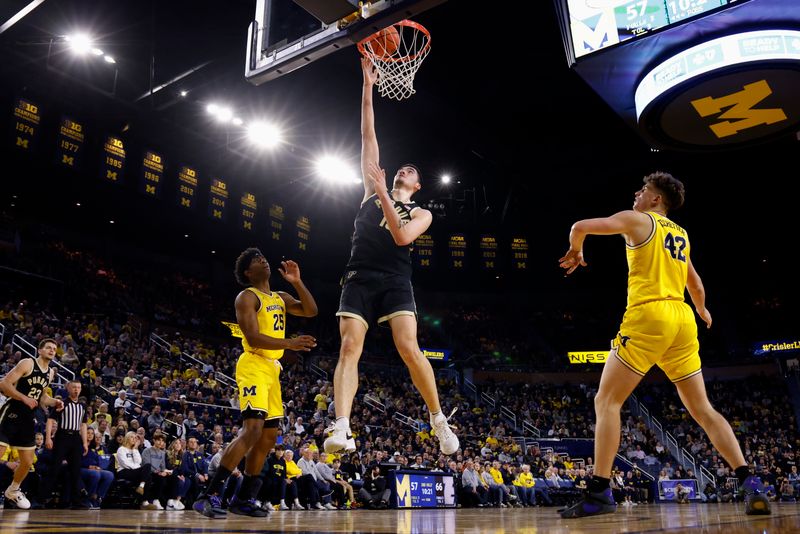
[441,174,452,184]
[91,47,103,56]
[215,107,233,123]
[206,103,219,115]
[109,220,115,224]
[315,156,360,185]
[231,117,244,126]
[179,90,188,97]
[66,33,92,55]
[246,121,282,148]
[103,55,115,64]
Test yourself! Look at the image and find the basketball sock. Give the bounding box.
[237,475,255,501]
[206,465,233,497]
[588,476,610,493]
[8,481,20,492]
[430,411,442,418]
[735,465,751,486]
[336,416,350,430]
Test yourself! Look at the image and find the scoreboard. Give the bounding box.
[563,0,745,59]
[393,471,456,508]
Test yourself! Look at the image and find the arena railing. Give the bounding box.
[392,412,421,432]
[463,378,478,403]
[629,395,716,489]
[0,322,5,345]
[500,405,517,431]
[363,394,386,414]
[309,363,328,381]
[480,391,496,410]
[522,420,541,438]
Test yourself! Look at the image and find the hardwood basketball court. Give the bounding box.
[0,504,797,533]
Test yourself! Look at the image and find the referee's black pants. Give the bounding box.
[44,431,84,505]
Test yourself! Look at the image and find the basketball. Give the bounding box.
[367,26,401,58]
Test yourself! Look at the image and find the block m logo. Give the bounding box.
[16,137,29,149]
[571,12,617,56]
[61,155,75,166]
[691,80,787,138]
[242,385,257,397]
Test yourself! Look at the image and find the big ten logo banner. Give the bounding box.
[240,192,257,231]
[100,136,126,184]
[208,178,229,221]
[12,97,41,152]
[448,233,467,270]
[56,116,85,170]
[413,233,434,268]
[140,150,164,198]
[176,165,199,209]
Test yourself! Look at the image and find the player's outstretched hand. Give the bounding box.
[287,335,317,352]
[54,398,65,411]
[367,161,387,196]
[278,260,301,284]
[559,248,587,275]
[361,57,378,86]
[23,396,38,410]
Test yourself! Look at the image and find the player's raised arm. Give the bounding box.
[559,210,650,275]
[360,57,380,201]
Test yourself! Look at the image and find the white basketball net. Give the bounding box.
[360,21,431,101]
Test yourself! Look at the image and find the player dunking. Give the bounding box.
[324,58,458,456]
[0,338,63,509]
[558,172,770,518]
[194,248,317,518]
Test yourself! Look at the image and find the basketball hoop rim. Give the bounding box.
[357,19,431,63]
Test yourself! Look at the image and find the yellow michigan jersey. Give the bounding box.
[241,288,286,360]
[626,211,689,308]
[613,212,701,383]
[236,287,286,419]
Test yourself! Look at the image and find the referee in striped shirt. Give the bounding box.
[44,379,89,508]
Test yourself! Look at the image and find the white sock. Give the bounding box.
[430,411,443,423]
[139,482,145,488]
[8,481,20,492]
[336,416,350,430]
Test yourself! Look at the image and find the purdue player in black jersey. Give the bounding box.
[325,58,458,456]
[0,338,63,508]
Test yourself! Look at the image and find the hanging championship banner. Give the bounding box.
[176,165,198,209]
[140,150,164,198]
[55,116,85,169]
[240,192,257,231]
[269,203,284,241]
[296,215,311,252]
[414,233,434,268]
[511,237,529,270]
[100,135,126,184]
[479,234,498,270]
[208,178,229,221]
[448,233,467,269]
[12,97,41,152]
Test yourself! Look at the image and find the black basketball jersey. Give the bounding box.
[11,357,50,406]
[345,193,420,277]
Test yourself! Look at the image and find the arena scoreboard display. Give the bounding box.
[564,0,746,59]
[393,471,456,508]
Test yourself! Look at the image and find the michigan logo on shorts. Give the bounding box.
[242,385,257,397]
